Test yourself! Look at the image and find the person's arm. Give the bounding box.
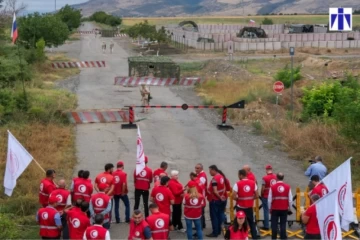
[89,201,95,217]
[122,174,127,195]
[105,230,111,240]
[304,165,312,177]
[301,207,311,224]
[83,232,87,240]
[254,183,259,199]
[169,190,175,205]
[261,178,265,196]
[143,226,153,240]
[288,189,293,209]
[107,184,114,196]
[54,212,63,230]
[66,194,72,207]
[94,179,99,192]
[232,183,238,201]
[101,200,112,215]
[70,180,74,192]
[149,170,153,184]
[268,189,272,210]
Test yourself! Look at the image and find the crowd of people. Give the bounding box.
[36,155,328,240]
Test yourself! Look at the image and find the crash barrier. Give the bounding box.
[247,187,360,239]
[114,76,204,86]
[51,61,106,69]
[121,101,245,130]
[64,109,129,124]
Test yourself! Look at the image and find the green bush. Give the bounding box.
[262,17,274,25]
[0,213,21,239]
[35,38,46,62]
[274,65,302,88]
[89,11,122,27]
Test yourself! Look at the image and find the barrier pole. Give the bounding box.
[296,187,301,222]
[121,107,137,129]
[304,187,311,209]
[217,107,234,130]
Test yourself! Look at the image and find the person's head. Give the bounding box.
[189,172,197,180]
[171,170,179,180]
[48,195,58,207]
[159,173,167,180]
[160,162,168,170]
[58,179,66,189]
[277,172,284,181]
[265,165,273,174]
[243,165,251,173]
[82,170,90,180]
[149,203,159,214]
[233,211,248,232]
[160,176,170,186]
[77,170,84,178]
[94,214,104,225]
[195,163,203,174]
[132,209,143,224]
[117,161,124,169]
[310,194,320,204]
[98,183,108,192]
[314,156,323,163]
[187,181,199,198]
[310,175,320,185]
[74,198,83,207]
[238,169,247,180]
[46,169,56,179]
[81,201,89,213]
[104,163,114,173]
[208,165,219,176]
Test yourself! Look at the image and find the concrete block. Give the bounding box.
[291,35,297,42]
[282,42,289,49]
[342,41,350,48]
[354,32,360,40]
[205,43,210,50]
[265,42,273,50]
[319,33,325,41]
[273,42,281,50]
[335,41,343,48]
[330,34,336,41]
[342,33,348,41]
[197,42,204,50]
[225,33,231,41]
[249,43,257,50]
[325,33,331,41]
[314,34,319,41]
[256,42,265,51]
[285,35,291,42]
[296,34,302,42]
[296,42,302,47]
[302,34,308,41]
[235,42,241,51]
[307,34,314,41]
[240,43,248,51]
[336,33,342,41]
[327,41,335,48]
[358,40,360,47]
[289,42,296,47]
[350,41,357,48]
[304,41,312,47]
[311,41,319,48]
[319,41,327,48]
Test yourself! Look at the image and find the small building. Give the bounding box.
[128,56,180,79]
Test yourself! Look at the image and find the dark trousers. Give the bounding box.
[201,207,206,228]
[172,204,183,229]
[134,189,149,217]
[236,206,258,239]
[41,237,60,240]
[61,213,69,240]
[304,233,321,239]
[271,210,288,239]
[114,194,130,223]
[209,200,226,236]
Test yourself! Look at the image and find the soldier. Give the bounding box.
[102,41,106,54]
[140,84,150,113]
[110,41,114,54]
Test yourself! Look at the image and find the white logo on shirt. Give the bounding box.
[322,188,328,196]
[79,184,86,193]
[100,177,107,183]
[140,170,147,177]
[243,185,251,192]
[40,183,44,191]
[156,193,164,201]
[277,186,285,193]
[95,198,104,206]
[114,176,120,184]
[135,231,140,236]
[220,177,224,184]
[41,212,48,220]
[90,230,98,238]
[71,218,80,228]
[190,198,199,205]
[200,177,206,185]
[155,219,165,228]
[56,194,63,202]
[270,179,276,186]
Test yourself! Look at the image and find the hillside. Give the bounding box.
[73,0,359,17]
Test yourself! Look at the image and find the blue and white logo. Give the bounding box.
[329,8,352,31]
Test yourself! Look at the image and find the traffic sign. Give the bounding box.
[273,81,284,93]
[289,47,295,56]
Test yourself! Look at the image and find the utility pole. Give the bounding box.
[289,47,295,115]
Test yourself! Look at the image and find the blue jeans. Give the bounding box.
[185,218,203,240]
[261,197,269,228]
[103,222,110,229]
[209,200,226,236]
[114,194,130,223]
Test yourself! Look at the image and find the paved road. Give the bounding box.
[57,22,308,239]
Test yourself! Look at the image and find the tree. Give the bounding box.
[56,5,82,31]
[5,0,27,15]
[89,11,122,27]
[154,26,170,55]
[262,17,274,25]
[18,13,70,48]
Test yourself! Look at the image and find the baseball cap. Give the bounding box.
[145,156,148,163]
[187,181,197,188]
[265,165,272,170]
[236,210,246,218]
[98,183,108,191]
[48,195,58,204]
[117,161,124,167]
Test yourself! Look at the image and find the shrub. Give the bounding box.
[35,38,46,62]
[262,17,274,25]
[273,65,302,88]
[0,213,21,239]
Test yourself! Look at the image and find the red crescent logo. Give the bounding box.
[156,193,164,201]
[41,212,48,220]
[95,198,104,207]
[90,230,98,238]
[9,150,19,178]
[277,186,285,193]
[140,170,147,177]
[270,179,276,186]
[115,176,120,183]
[190,198,199,205]
[337,183,346,212]
[100,177,107,183]
[155,219,165,228]
[71,218,80,228]
[78,184,86,193]
[323,214,338,240]
[243,185,250,192]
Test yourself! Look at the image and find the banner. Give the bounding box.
[322,158,353,231]
[3,131,33,196]
[136,126,145,175]
[316,190,342,240]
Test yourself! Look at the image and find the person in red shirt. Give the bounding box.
[309,175,329,199]
[95,163,115,196]
[147,203,172,240]
[153,173,167,190]
[128,210,153,240]
[36,195,62,239]
[153,161,168,182]
[113,160,130,223]
[302,194,321,239]
[183,181,205,240]
[90,183,112,229]
[150,176,175,216]
[84,214,111,240]
[39,169,57,207]
[195,163,207,229]
[67,201,90,240]
[168,170,185,232]
[224,211,249,240]
[70,170,83,197]
[260,165,277,230]
[50,179,71,213]
[243,165,257,184]
[187,172,203,196]
[134,156,153,217]
[73,170,93,204]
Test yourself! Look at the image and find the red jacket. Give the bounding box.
[207,173,225,201]
[270,181,291,210]
[310,183,328,198]
[85,225,108,240]
[262,173,277,198]
[146,211,170,240]
[168,179,184,204]
[151,185,175,216]
[37,206,61,238]
[67,209,90,240]
[128,219,149,240]
[39,178,57,207]
[73,178,93,203]
[234,179,256,208]
[197,171,208,196]
[95,172,114,196]
[183,193,205,219]
[153,168,167,182]
[134,166,153,191]
[50,188,70,212]
[113,169,128,195]
[228,226,248,240]
[90,192,111,222]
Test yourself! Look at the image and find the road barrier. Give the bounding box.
[114,77,204,86]
[64,109,129,124]
[77,31,94,34]
[51,61,106,69]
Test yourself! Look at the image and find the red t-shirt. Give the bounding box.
[67,209,90,240]
[310,183,328,198]
[95,172,115,195]
[113,169,128,195]
[168,179,184,204]
[304,204,320,234]
[153,168,167,182]
[247,172,257,183]
[151,185,174,216]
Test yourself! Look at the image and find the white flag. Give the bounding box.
[3,131,34,196]
[316,190,342,240]
[136,126,145,175]
[322,158,353,231]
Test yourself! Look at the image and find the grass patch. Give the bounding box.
[179,61,206,72]
[91,21,116,30]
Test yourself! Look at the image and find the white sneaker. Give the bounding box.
[178,228,186,233]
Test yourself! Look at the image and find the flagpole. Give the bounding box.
[32,158,46,173]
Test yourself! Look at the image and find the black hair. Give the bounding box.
[277,173,284,181]
[190,172,197,178]
[160,162,168,169]
[160,176,170,185]
[238,169,247,177]
[94,214,104,224]
[310,175,320,182]
[105,163,114,172]
[74,198,83,207]
[78,170,84,178]
[82,170,90,179]
[209,165,228,183]
[81,201,89,212]
[149,203,158,209]
[46,169,55,177]
[232,216,249,233]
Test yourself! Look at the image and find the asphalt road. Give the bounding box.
[55,22,309,239]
